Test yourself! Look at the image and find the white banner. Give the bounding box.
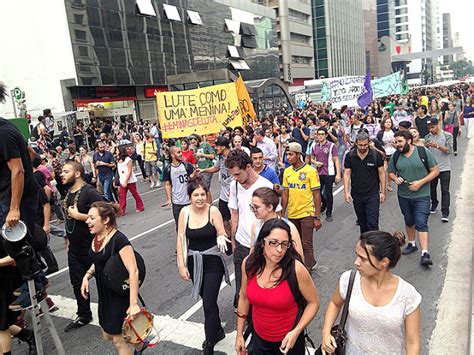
[321,76,366,109]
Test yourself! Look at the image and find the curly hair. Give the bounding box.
[225,149,252,170]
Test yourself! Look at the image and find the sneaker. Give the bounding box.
[454,151,457,156]
[149,182,155,189]
[326,215,333,222]
[430,205,437,214]
[9,290,32,311]
[310,261,318,270]
[155,180,161,188]
[64,316,92,332]
[420,252,433,266]
[441,215,449,223]
[46,297,58,312]
[402,244,418,255]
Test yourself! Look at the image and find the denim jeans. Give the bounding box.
[397,195,430,232]
[430,170,451,216]
[352,193,380,233]
[99,174,114,202]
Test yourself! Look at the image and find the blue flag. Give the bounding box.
[357,71,373,109]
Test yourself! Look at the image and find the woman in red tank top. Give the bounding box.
[235,219,320,354]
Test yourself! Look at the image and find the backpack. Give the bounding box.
[31,124,40,140]
[393,145,430,173]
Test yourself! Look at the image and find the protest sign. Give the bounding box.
[371,71,403,99]
[322,76,366,109]
[235,75,256,126]
[156,83,243,138]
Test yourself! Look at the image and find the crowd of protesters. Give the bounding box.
[1,80,473,355]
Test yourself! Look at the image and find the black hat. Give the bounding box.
[215,136,230,148]
[426,118,439,126]
[398,121,412,129]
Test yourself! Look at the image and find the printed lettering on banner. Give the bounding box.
[371,72,403,99]
[235,75,256,126]
[323,76,366,109]
[156,83,243,138]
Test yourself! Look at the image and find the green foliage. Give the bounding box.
[449,60,474,79]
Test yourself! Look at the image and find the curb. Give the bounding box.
[429,137,474,354]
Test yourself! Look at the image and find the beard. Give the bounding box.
[399,143,410,154]
[63,176,76,189]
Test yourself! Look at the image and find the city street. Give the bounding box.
[13,138,472,355]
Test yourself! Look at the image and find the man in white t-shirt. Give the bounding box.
[226,149,280,308]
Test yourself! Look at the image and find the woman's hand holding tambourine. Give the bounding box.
[126,304,141,321]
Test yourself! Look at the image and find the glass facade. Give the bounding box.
[312,0,328,78]
[65,0,279,87]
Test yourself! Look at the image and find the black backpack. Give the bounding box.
[31,124,40,140]
[392,145,430,173]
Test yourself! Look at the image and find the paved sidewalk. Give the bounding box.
[429,136,474,354]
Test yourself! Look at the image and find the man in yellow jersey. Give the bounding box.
[281,142,322,269]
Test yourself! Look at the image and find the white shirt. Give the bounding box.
[257,137,278,170]
[339,270,421,355]
[381,130,396,156]
[228,176,281,247]
[117,157,137,186]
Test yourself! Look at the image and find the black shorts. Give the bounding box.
[218,199,231,221]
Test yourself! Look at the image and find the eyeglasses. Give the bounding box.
[264,238,292,249]
[249,204,263,213]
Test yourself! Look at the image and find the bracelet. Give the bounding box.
[86,271,94,278]
[236,311,248,319]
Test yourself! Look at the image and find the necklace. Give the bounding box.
[64,183,86,234]
[93,228,116,252]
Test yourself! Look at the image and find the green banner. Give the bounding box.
[371,72,403,99]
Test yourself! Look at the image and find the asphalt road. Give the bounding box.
[13,138,470,355]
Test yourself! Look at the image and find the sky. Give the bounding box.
[439,0,473,62]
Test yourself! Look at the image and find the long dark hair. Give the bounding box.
[246,219,302,287]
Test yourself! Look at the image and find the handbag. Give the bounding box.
[315,270,357,355]
[444,123,454,135]
[103,234,147,296]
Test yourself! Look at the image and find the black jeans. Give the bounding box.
[453,127,459,152]
[137,155,147,178]
[233,242,250,308]
[352,193,380,233]
[191,271,224,343]
[172,203,189,231]
[250,331,305,354]
[430,170,451,216]
[320,175,335,216]
[68,251,93,319]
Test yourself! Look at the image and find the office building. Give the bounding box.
[362,0,379,77]
[263,0,314,86]
[0,0,279,120]
[442,13,453,65]
[312,0,366,79]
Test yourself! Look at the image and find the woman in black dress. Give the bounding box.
[80,201,140,354]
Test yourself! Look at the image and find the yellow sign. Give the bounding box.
[235,75,256,126]
[156,83,243,138]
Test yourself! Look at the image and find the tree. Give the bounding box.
[449,60,474,79]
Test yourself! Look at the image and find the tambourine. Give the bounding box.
[122,308,160,348]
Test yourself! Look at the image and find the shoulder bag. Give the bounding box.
[103,234,147,297]
[315,269,357,355]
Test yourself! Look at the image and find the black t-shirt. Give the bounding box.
[344,148,384,196]
[415,115,431,138]
[0,118,36,204]
[33,171,49,226]
[65,184,103,256]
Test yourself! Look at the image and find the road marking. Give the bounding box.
[178,185,345,321]
[126,186,163,200]
[48,295,237,353]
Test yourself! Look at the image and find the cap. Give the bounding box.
[398,121,412,129]
[286,142,302,153]
[215,136,230,148]
[426,118,439,126]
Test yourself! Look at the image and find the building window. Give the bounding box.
[377,12,389,22]
[78,46,88,57]
[75,30,87,42]
[378,29,390,37]
[318,59,328,69]
[318,48,327,59]
[395,8,408,15]
[377,4,388,13]
[315,6,324,18]
[317,38,326,49]
[395,16,408,24]
[136,0,157,17]
[288,9,310,23]
[396,24,409,32]
[395,0,407,6]
[290,32,311,45]
[163,4,181,22]
[314,0,324,5]
[316,27,326,38]
[187,10,203,25]
[292,56,312,64]
[315,17,325,28]
[74,14,84,24]
[396,33,409,41]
